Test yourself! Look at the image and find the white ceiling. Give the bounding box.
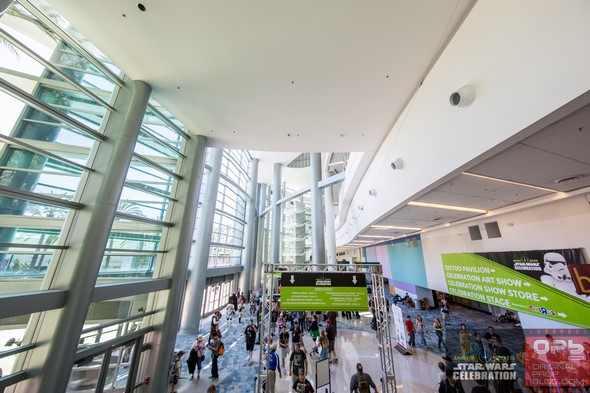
[359,98,590,239]
[45,0,475,155]
[40,0,590,248]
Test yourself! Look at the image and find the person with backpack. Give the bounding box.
[349,363,378,393]
[206,332,221,379]
[168,350,185,393]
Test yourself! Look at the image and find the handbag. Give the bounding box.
[200,355,205,362]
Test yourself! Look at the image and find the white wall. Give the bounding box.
[420,193,590,328]
[421,194,590,291]
[336,0,590,245]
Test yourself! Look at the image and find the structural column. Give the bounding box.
[180,148,223,333]
[310,153,326,265]
[149,135,207,393]
[34,80,151,393]
[253,183,268,291]
[323,182,337,266]
[239,158,259,295]
[270,163,282,264]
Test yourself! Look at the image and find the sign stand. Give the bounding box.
[255,262,397,393]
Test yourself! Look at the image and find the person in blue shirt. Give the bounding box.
[267,343,282,393]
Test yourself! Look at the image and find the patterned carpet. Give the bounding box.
[172,299,526,392]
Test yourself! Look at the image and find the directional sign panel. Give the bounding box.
[280,272,369,311]
[442,253,590,328]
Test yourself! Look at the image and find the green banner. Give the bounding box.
[442,253,590,329]
[280,272,369,311]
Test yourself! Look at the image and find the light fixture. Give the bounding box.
[328,161,346,167]
[408,201,487,214]
[358,235,393,239]
[462,172,557,192]
[357,205,364,211]
[369,188,377,196]
[371,224,422,231]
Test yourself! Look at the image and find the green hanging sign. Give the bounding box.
[442,253,590,329]
[280,272,369,311]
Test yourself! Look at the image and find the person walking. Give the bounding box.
[291,322,303,351]
[289,342,308,386]
[308,314,320,356]
[187,335,206,380]
[279,325,290,374]
[267,343,283,393]
[168,350,185,393]
[459,324,472,357]
[415,315,428,347]
[292,371,315,393]
[349,362,378,393]
[404,315,416,348]
[206,332,221,379]
[433,317,448,352]
[318,329,329,361]
[441,298,451,324]
[238,300,245,323]
[244,319,258,363]
[325,319,338,363]
[226,303,235,327]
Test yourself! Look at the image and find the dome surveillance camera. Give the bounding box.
[450,85,475,107]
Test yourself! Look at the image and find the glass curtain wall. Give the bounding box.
[206,149,250,269]
[0,1,196,391]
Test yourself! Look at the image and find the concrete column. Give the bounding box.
[239,158,259,294]
[253,183,267,290]
[35,80,151,393]
[270,163,282,264]
[310,153,326,265]
[324,183,337,266]
[150,135,207,393]
[180,148,223,333]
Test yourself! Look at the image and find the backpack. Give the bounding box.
[168,356,180,383]
[217,340,225,356]
[358,372,370,393]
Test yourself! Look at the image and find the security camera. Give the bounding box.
[449,85,475,107]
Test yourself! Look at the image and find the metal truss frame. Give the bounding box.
[255,262,397,393]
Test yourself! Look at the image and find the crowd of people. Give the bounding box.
[170,289,534,393]
[169,288,380,392]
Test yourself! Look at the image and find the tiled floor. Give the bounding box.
[171,301,525,393]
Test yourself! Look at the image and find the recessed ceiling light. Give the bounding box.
[232,130,237,134]
[408,201,487,214]
[462,172,557,192]
[371,225,422,231]
[137,3,146,11]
